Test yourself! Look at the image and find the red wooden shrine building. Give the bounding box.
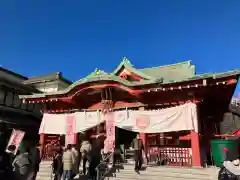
[19,58,240,167]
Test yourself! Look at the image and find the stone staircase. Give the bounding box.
[106,165,219,180]
[36,161,219,180]
[36,160,53,180]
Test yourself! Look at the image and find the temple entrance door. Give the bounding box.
[116,127,137,148]
[115,127,137,163]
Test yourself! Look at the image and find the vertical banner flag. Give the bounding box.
[6,129,25,155]
[105,112,115,152]
[65,115,76,146]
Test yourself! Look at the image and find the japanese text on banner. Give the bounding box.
[105,112,115,152]
[65,115,76,146]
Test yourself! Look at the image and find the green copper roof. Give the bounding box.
[138,60,196,83]
[113,58,196,83]
[112,57,156,80]
[30,68,155,97]
[18,58,240,99]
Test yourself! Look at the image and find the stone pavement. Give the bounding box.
[36,161,219,180]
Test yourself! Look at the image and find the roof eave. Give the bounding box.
[0,77,40,93]
[0,67,28,80]
[18,77,155,100]
[18,70,240,100]
[24,72,73,85]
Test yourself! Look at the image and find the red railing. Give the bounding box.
[148,147,192,166]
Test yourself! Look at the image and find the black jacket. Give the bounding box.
[218,166,240,180]
[53,153,63,174]
[131,138,144,151]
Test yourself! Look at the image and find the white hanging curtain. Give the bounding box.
[39,113,66,134]
[115,103,198,133]
[75,111,104,132]
[39,111,104,134]
[39,103,198,134]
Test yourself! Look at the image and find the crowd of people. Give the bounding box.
[0,132,145,180]
[52,135,103,180]
[52,133,146,180]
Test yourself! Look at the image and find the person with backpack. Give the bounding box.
[80,137,91,175]
[53,147,63,180]
[12,148,32,180]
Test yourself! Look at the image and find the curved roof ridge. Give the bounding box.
[138,60,193,71]
[19,72,155,98]
[112,57,156,80]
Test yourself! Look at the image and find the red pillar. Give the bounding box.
[140,133,147,149]
[190,130,201,167]
[140,133,148,153]
[39,133,45,157]
[73,133,77,144]
[138,107,148,153]
[65,133,77,146]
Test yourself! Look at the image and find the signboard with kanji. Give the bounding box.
[105,112,115,152]
[65,115,76,146]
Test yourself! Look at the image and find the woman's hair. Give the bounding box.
[66,144,72,150]
[56,146,62,153]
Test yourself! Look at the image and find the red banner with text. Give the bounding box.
[105,112,115,153]
[65,115,76,146]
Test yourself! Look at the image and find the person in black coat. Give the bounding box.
[53,147,63,180]
[89,135,105,179]
[0,137,13,179]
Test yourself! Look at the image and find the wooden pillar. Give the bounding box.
[190,130,201,167]
[139,107,148,153]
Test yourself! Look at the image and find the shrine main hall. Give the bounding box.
[19,57,240,167]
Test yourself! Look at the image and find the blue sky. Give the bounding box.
[0,0,239,97]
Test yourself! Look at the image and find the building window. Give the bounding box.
[12,93,21,108]
[5,91,14,107]
[0,89,6,105]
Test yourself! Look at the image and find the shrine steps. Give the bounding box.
[36,161,219,180]
[105,164,218,180]
[36,160,53,180]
